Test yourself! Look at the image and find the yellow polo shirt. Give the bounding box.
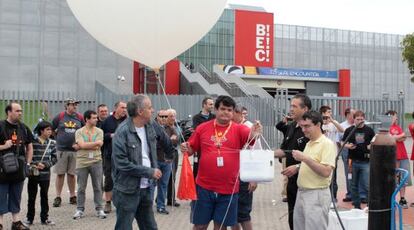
[297,134,336,189]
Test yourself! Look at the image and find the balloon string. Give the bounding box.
[155,73,173,110]
[155,72,187,141]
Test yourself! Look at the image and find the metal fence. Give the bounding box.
[0,90,95,129]
[0,83,405,148]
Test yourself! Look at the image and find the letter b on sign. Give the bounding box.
[256,24,266,36]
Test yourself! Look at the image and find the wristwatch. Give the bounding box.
[295,164,301,169]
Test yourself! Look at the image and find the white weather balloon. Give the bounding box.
[67,0,228,69]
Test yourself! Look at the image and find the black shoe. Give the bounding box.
[361,198,368,204]
[167,201,180,207]
[69,196,77,205]
[342,197,352,202]
[11,221,30,230]
[399,198,408,209]
[282,197,288,202]
[157,208,169,215]
[53,197,62,207]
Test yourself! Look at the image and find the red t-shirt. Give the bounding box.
[188,119,251,194]
[408,123,414,159]
[389,124,408,160]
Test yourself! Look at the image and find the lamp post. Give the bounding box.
[397,90,405,127]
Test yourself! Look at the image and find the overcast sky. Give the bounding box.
[227,0,413,35]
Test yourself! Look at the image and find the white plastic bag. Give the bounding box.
[240,149,274,182]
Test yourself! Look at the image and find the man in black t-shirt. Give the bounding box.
[100,101,127,213]
[342,110,375,209]
[0,102,33,230]
[192,97,215,129]
[96,104,109,128]
[191,97,215,179]
[274,94,311,230]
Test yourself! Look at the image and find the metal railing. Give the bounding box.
[0,84,405,148]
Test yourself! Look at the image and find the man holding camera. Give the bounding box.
[25,121,57,226]
[342,110,375,209]
[0,102,33,230]
[319,105,344,205]
[274,94,311,230]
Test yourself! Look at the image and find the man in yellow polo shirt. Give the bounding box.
[291,111,336,230]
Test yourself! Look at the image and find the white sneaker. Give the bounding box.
[73,210,85,219]
[97,210,107,219]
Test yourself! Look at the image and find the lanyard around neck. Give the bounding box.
[213,120,232,152]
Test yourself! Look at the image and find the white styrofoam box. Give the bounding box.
[328,209,368,230]
[240,149,274,182]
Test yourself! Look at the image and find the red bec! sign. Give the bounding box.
[235,10,274,67]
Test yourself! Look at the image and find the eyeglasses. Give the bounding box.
[158,115,168,118]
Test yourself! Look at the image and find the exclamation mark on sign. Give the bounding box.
[266,25,270,62]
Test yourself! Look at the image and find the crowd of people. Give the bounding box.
[0,93,413,230]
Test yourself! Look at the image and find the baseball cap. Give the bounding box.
[65,98,80,105]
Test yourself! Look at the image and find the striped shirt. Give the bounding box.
[31,137,57,181]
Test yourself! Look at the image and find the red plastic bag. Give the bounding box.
[177,152,197,200]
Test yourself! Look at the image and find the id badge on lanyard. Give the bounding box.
[214,120,232,168]
[217,156,224,167]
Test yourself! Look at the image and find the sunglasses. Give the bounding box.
[158,115,168,118]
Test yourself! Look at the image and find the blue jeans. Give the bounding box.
[113,187,157,230]
[351,161,369,208]
[156,161,172,209]
[0,181,24,215]
[341,149,352,199]
[191,185,239,226]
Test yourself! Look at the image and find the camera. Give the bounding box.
[29,164,39,176]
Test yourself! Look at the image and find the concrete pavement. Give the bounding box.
[1,138,413,229]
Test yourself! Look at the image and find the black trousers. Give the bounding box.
[330,166,338,200]
[193,162,199,179]
[287,175,298,230]
[167,152,179,204]
[27,177,50,222]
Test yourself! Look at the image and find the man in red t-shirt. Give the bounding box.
[408,112,414,207]
[181,95,262,230]
[387,110,411,208]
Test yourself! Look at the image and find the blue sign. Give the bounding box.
[258,67,338,79]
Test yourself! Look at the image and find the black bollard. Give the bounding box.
[368,130,396,230]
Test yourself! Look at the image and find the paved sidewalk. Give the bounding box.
[1,138,413,229]
[1,158,290,230]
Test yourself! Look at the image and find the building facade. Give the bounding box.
[0,1,412,110]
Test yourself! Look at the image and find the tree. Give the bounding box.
[401,33,414,82]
